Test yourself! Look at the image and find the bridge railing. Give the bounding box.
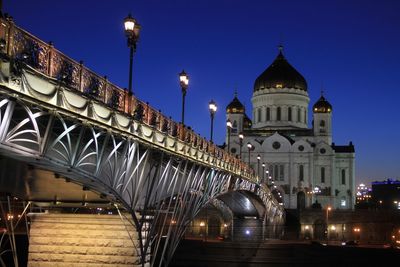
[0,16,255,180]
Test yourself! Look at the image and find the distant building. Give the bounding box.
[355,183,372,208]
[371,179,400,210]
[225,47,355,210]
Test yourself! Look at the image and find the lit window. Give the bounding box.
[276,83,283,88]
[341,199,346,207]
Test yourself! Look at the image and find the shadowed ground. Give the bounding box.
[170,239,400,267]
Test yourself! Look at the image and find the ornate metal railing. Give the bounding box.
[0,16,256,179]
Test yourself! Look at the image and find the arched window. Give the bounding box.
[299,165,304,181]
[274,165,279,180]
[277,107,281,121]
[341,169,346,185]
[257,108,262,122]
[279,165,284,181]
[232,120,237,133]
[321,167,325,183]
[288,107,292,121]
[266,107,270,121]
[297,108,301,122]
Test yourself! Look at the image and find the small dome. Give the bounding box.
[253,48,307,92]
[313,95,332,113]
[226,94,245,114]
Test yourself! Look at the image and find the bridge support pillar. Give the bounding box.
[28,213,149,267]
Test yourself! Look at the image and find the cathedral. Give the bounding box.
[225,47,355,210]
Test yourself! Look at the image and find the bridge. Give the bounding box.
[0,15,285,266]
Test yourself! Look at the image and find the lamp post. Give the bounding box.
[257,154,261,178]
[238,132,244,159]
[123,14,141,95]
[208,100,217,142]
[179,70,189,125]
[226,119,233,152]
[247,142,252,166]
[262,163,265,183]
[326,206,332,243]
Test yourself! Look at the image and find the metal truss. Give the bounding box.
[0,95,284,266]
[0,17,285,266]
[0,196,31,267]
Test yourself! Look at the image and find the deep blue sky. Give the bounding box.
[5,0,400,185]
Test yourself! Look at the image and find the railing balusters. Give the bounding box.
[1,17,256,180]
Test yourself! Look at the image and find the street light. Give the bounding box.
[226,119,233,152]
[238,132,244,159]
[208,100,217,142]
[326,206,332,243]
[123,14,141,95]
[247,142,252,166]
[262,163,265,183]
[179,70,189,125]
[257,154,261,178]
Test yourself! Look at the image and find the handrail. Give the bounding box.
[0,16,256,181]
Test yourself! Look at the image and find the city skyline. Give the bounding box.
[6,0,400,185]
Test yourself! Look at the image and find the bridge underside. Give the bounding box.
[0,157,107,205]
[0,75,285,266]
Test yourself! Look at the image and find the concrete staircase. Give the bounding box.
[28,213,148,267]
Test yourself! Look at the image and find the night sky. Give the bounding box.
[5,0,400,185]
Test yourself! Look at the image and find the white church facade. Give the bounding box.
[225,48,355,210]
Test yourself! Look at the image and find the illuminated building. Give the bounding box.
[372,179,400,210]
[225,47,355,210]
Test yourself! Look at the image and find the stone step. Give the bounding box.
[29,236,140,248]
[28,252,139,265]
[28,213,149,266]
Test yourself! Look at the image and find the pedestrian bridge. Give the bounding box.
[0,16,284,266]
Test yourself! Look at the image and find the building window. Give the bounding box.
[232,120,237,133]
[269,164,285,181]
[274,165,279,180]
[272,141,281,150]
[321,167,325,183]
[304,110,307,124]
[341,198,346,207]
[277,107,281,121]
[297,108,301,122]
[341,169,346,185]
[257,108,262,122]
[266,107,270,121]
[288,107,292,121]
[269,164,274,179]
[320,120,325,127]
[299,165,304,181]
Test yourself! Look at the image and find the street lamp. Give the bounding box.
[326,206,332,242]
[238,132,244,159]
[247,142,252,166]
[226,119,233,152]
[179,70,189,125]
[257,154,261,178]
[262,163,265,183]
[124,14,141,95]
[208,100,217,142]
